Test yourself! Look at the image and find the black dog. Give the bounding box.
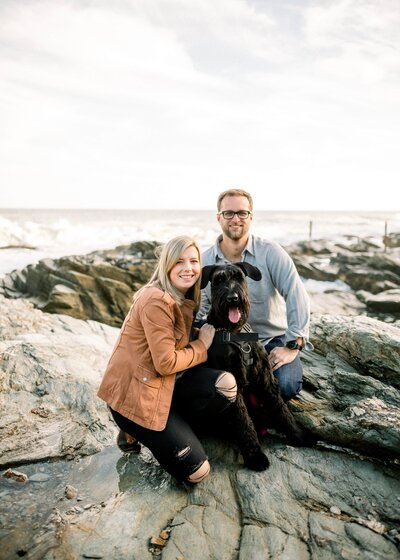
[200,262,314,471]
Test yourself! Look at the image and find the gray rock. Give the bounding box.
[292,255,340,282]
[309,314,400,389]
[357,289,400,313]
[21,442,399,560]
[1,293,400,560]
[332,251,400,294]
[309,290,366,316]
[29,473,51,482]
[0,295,118,467]
[0,241,160,326]
[285,238,400,319]
[288,314,400,460]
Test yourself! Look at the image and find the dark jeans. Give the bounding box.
[110,366,231,481]
[265,336,303,401]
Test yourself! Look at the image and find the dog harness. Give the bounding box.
[204,321,260,367]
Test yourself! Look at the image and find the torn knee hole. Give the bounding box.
[176,446,191,459]
[187,460,210,483]
[215,372,237,402]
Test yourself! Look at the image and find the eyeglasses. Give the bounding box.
[218,210,253,220]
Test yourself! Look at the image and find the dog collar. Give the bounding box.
[214,331,259,343]
[194,319,259,343]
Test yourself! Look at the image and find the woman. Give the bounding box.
[97,236,237,483]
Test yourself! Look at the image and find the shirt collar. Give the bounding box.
[215,234,255,261]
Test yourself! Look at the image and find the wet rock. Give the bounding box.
[29,473,51,482]
[47,441,400,560]
[0,241,160,326]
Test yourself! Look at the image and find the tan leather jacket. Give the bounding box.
[97,286,207,430]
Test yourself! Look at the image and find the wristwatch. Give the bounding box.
[286,340,303,351]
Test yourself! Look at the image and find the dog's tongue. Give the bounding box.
[228,307,241,324]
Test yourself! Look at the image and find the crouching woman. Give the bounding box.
[97,236,237,483]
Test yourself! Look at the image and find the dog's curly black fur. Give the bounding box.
[201,262,315,471]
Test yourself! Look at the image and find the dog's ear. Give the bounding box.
[234,262,262,281]
[201,265,217,288]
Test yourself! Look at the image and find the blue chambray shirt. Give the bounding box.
[198,234,312,349]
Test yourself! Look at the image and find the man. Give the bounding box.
[198,188,311,401]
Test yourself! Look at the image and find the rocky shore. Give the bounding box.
[1,235,399,324]
[0,241,160,327]
[1,236,399,559]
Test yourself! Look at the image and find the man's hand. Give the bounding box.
[268,346,299,371]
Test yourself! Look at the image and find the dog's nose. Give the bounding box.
[227,293,239,304]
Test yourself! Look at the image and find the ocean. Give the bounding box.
[1,208,399,278]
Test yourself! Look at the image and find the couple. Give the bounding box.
[97,189,311,484]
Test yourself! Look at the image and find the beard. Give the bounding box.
[221,222,250,241]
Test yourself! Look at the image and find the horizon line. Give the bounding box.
[1,207,399,213]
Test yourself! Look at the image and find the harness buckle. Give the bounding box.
[241,343,252,354]
[221,331,231,343]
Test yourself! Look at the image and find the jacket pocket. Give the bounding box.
[134,364,162,388]
[124,368,163,423]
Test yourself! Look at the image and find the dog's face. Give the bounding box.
[201,263,262,331]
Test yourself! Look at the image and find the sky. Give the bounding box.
[1,0,399,211]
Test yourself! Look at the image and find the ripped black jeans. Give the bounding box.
[109,366,234,481]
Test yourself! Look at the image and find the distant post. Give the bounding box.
[383,221,388,253]
[309,220,313,241]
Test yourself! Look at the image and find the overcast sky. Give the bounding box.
[1,0,399,211]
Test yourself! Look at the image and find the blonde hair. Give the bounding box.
[133,236,202,309]
[217,189,253,211]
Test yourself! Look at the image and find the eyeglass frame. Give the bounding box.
[217,210,253,220]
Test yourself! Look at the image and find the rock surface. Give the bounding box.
[357,289,400,313]
[291,314,400,459]
[286,238,400,319]
[1,236,400,321]
[1,442,399,560]
[0,296,399,559]
[0,241,160,327]
[308,290,367,316]
[0,295,118,467]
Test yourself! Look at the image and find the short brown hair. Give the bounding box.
[217,189,253,211]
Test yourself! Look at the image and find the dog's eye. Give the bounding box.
[212,274,225,285]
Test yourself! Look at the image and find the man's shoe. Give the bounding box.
[117,430,141,453]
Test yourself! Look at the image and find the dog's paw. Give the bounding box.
[243,450,270,471]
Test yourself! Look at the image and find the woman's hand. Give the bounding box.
[198,323,216,349]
